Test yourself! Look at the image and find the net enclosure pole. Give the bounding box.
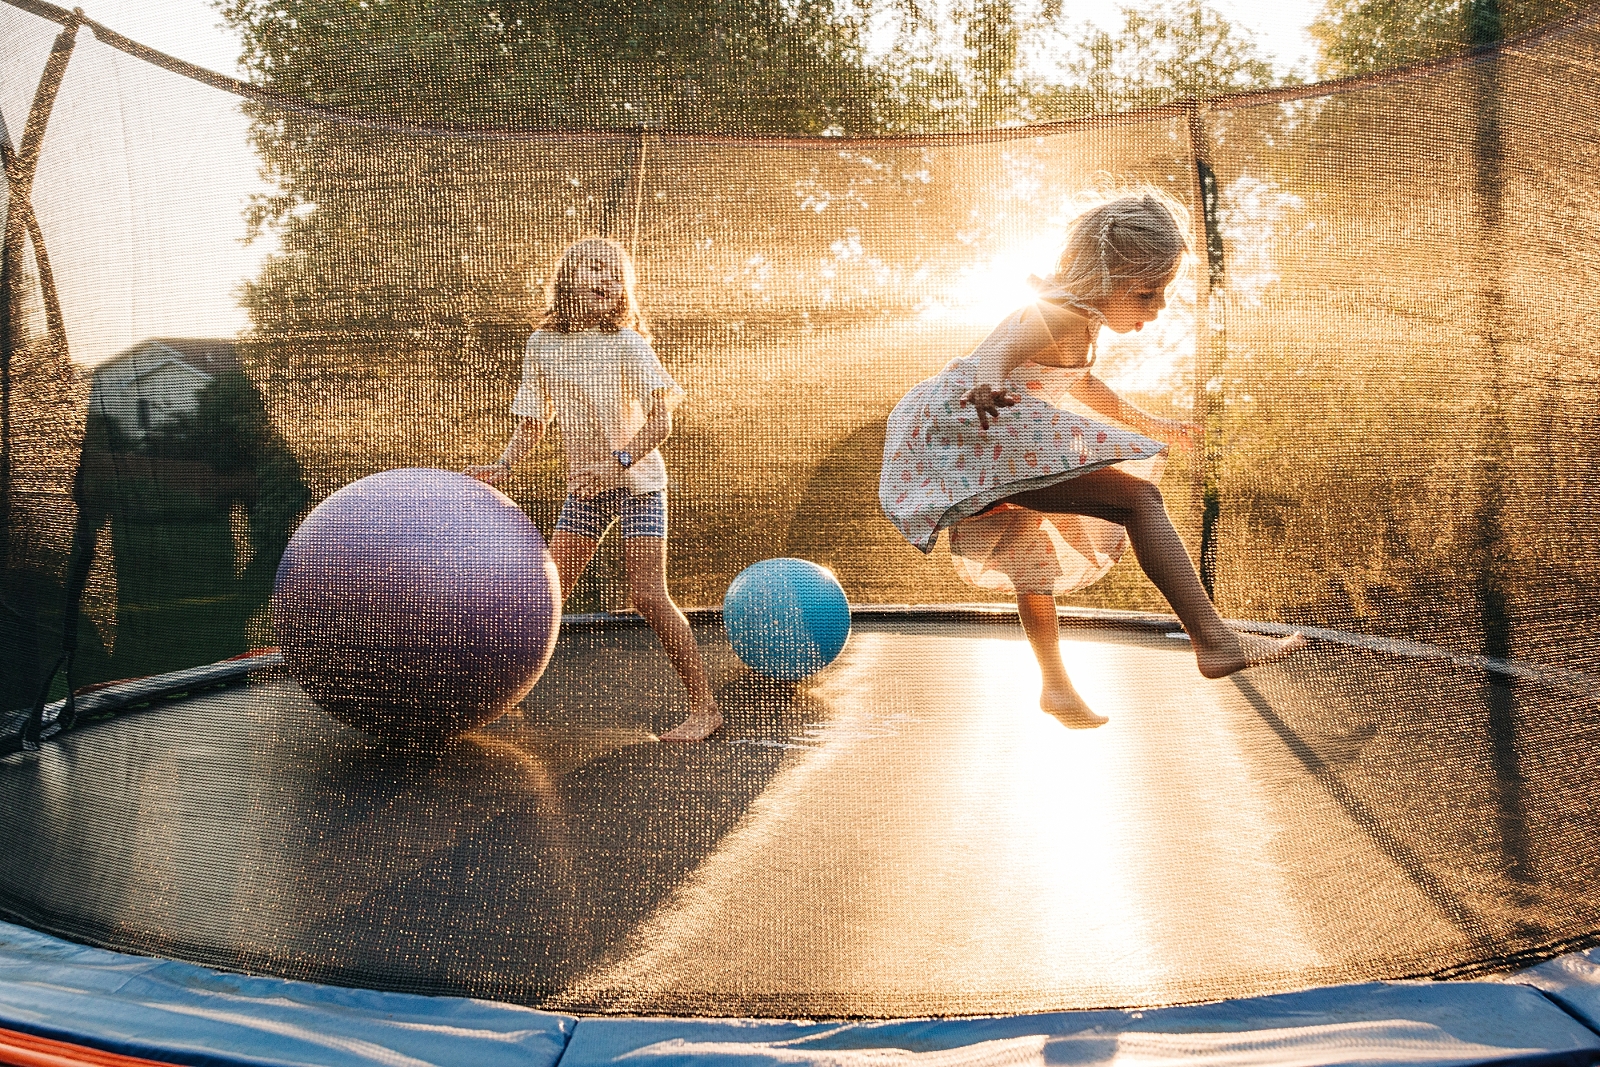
[3,10,81,746]
[1,111,13,567]
[1186,100,1226,601]
[1463,0,1531,884]
[2,9,79,563]
[591,125,650,615]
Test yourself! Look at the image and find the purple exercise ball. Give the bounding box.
[272,468,560,740]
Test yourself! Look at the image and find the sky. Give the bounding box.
[1204,0,1322,72]
[67,0,1324,79]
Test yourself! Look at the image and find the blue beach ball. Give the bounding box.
[723,558,851,682]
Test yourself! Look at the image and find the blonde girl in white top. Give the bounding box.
[469,237,721,742]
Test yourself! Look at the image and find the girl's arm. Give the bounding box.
[623,394,674,459]
[1069,374,1197,447]
[465,417,544,486]
[568,394,674,497]
[963,302,1094,429]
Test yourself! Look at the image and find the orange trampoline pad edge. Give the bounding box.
[0,1028,177,1067]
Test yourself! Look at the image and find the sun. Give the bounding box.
[922,235,1065,325]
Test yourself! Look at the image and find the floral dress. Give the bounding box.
[879,353,1167,596]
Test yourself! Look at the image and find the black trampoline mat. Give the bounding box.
[4,615,1599,1016]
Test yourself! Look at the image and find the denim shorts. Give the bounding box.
[553,487,668,540]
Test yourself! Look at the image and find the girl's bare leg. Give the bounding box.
[1018,591,1108,728]
[625,537,722,742]
[547,531,598,604]
[1008,468,1305,678]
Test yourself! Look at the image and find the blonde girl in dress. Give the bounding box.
[880,192,1305,728]
[469,237,721,742]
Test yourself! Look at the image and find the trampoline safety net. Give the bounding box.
[2,0,1599,1018]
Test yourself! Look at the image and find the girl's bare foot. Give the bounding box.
[1196,629,1307,680]
[660,704,723,742]
[1042,686,1109,729]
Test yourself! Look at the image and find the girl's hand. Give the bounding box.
[1150,417,1201,448]
[570,457,624,498]
[465,463,509,485]
[959,384,1021,430]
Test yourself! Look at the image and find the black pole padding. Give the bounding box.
[1467,0,1504,50]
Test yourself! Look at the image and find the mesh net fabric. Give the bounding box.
[2,0,1600,1016]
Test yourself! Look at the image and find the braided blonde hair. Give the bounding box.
[1049,192,1190,310]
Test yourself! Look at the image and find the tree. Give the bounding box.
[861,0,1283,129]
[1310,0,1585,77]
[219,0,896,133]
[1029,0,1283,118]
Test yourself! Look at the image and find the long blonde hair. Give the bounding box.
[538,236,652,341]
[1050,191,1191,305]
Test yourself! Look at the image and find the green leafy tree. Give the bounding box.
[219,0,895,132]
[961,0,1025,125]
[1030,0,1283,117]
[1310,0,1585,76]
[867,0,1284,127]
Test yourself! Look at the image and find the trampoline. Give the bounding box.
[6,607,1600,1019]
[5,0,1600,1063]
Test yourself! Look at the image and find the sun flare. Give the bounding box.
[924,236,1065,324]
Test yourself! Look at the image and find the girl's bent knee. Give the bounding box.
[1129,479,1166,511]
[630,587,676,614]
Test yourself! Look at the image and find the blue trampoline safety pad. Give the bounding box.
[1515,947,1600,1037]
[3,919,1600,1067]
[561,983,1600,1067]
[0,920,574,1067]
